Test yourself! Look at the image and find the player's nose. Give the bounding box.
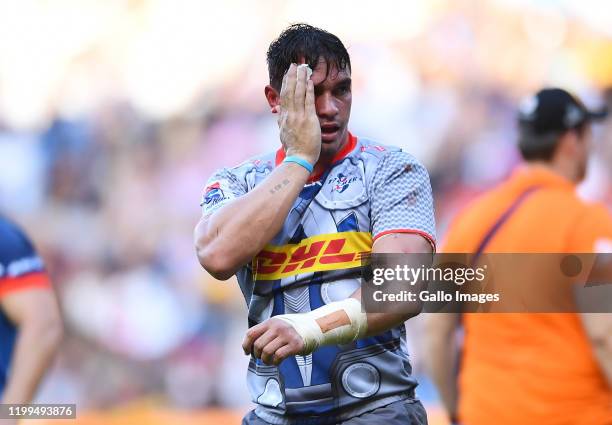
[316,92,338,118]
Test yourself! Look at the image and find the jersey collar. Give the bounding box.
[511,164,575,191]
[275,132,358,182]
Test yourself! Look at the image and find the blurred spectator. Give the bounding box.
[0,0,610,418]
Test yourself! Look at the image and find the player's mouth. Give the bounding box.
[320,124,341,143]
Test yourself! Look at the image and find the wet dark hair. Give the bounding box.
[266,23,351,90]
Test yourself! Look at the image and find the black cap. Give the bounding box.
[518,88,608,135]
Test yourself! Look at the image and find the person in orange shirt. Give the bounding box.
[425,88,612,425]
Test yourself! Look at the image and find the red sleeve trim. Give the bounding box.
[372,229,437,252]
[0,272,51,299]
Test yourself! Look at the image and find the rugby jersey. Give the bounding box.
[0,215,51,397]
[201,133,436,424]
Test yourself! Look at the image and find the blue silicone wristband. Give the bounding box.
[283,155,314,173]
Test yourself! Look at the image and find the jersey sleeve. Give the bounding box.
[569,204,612,253]
[200,167,248,216]
[369,151,437,249]
[0,222,50,299]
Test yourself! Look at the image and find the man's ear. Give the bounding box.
[556,131,577,158]
[265,85,280,114]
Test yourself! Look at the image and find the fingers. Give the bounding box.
[277,107,286,129]
[294,64,308,114]
[275,61,320,164]
[252,328,278,359]
[271,344,299,366]
[305,79,315,117]
[259,337,289,365]
[280,63,297,111]
[257,333,304,366]
[267,327,305,365]
[244,318,308,366]
[278,64,290,110]
[242,323,268,355]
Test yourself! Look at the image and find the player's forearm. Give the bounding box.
[580,313,612,388]
[1,320,63,404]
[348,288,422,336]
[195,162,310,279]
[591,344,612,388]
[266,288,422,359]
[424,315,459,420]
[358,233,432,335]
[426,337,459,418]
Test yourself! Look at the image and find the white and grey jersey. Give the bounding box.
[200,134,436,425]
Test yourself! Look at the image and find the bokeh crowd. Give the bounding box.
[1,0,612,418]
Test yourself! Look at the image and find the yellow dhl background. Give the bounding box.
[252,232,372,280]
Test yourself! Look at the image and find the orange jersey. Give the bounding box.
[443,165,612,425]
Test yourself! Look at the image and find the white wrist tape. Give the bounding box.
[275,298,368,354]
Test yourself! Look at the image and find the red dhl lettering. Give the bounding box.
[254,251,287,275]
[252,232,372,280]
[281,240,326,273]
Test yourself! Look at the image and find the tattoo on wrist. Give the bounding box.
[269,178,291,194]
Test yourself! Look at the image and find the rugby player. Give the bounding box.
[425,88,612,425]
[195,24,436,424]
[0,215,62,417]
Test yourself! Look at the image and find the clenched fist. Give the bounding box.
[242,317,306,366]
[278,63,321,167]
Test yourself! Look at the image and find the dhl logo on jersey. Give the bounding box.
[253,231,372,281]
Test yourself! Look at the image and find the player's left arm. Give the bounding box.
[579,313,612,388]
[0,227,63,404]
[1,285,63,404]
[347,233,432,336]
[355,151,436,333]
[243,152,436,365]
[571,206,612,388]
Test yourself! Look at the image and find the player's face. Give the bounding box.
[575,124,592,181]
[309,59,352,159]
[266,58,352,160]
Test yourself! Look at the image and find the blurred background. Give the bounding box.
[1,0,611,423]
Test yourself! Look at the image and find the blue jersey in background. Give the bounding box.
[0,215,50,397]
